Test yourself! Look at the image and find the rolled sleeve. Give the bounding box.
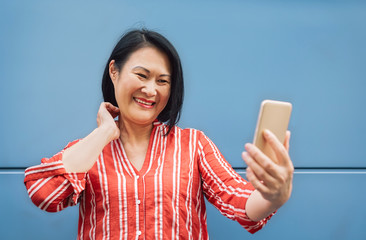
[197,131,275,234]
[24,139,87,211]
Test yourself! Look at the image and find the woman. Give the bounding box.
[24,29,294,239]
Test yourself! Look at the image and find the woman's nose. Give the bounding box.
[141,80,157,97]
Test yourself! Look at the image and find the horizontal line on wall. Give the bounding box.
[0,167,28,170]
[2,167,366,170]
[0,171,25,174]
[236,167,366,175]
[235,171,366,175]
[293,171,366,174]
[294,167,366,170]
[4,171,366,175]
[234,167,366,170]
[2,167,366,175]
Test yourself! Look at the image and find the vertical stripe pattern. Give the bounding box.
[24,122,275,239]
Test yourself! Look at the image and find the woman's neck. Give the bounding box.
[118,117,153,147]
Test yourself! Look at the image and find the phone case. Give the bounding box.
[253,100,292,162]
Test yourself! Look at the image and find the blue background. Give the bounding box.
[0,0,365,239]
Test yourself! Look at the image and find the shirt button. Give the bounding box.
[136,175,139,179]
[137,230,142,235]
[137,199,141,204]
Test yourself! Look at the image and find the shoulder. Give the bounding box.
[64,139,81,149]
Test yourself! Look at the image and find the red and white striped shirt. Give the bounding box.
[24,122,274,239]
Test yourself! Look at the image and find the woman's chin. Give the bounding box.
[124,114,157,126]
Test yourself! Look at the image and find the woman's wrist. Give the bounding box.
[245,190,280,221]
[97,124,119,143]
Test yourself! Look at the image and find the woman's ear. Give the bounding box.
[109,60,118,84]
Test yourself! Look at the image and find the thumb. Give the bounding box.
[284,130,291,152]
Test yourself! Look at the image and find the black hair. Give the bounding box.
[102,29,184,135]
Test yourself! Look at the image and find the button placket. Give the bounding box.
[136,174,144,238]
[135,174,141,237]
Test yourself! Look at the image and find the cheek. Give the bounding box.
[115,79,140,100]
[165,89,171,100]
[161,88,171,105]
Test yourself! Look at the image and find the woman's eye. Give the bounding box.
[158,79,170,84]
[137,73,147,78]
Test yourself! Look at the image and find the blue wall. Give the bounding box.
[1,0,365,239]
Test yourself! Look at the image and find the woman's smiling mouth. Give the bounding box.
[133,97,156,109]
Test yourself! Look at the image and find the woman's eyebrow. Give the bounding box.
[160,73,171,78]
[132,66,150,73]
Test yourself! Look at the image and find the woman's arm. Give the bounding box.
[62,102,120,173]
[197,131,274,234]
[243,130,294,221]
[24,102,120,212]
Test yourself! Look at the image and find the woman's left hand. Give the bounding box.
[242,130,294,208]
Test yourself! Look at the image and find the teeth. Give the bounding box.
[135,98,153,106]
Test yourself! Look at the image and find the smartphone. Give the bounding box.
[253,100,292,162]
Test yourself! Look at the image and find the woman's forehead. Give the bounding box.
[124,47,171,74]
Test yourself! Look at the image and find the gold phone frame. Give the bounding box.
[253,100,292,162]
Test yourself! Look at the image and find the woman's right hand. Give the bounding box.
[96,102,120,142]
[62,102,120,173]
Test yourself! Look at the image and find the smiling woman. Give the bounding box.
[23,29,294,239]
[109,47,171,127]
[101,30,184,135]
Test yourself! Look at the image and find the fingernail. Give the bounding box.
[245,143,251,151]
[264,129,270,137]
[242,152,249,161]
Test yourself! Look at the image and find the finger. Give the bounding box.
[245,165,270,194]
[105,102,120,112]
[110,111,120,119]
[99,102,106,110]
[263,129,290,166]
[242,151,277,187]
[105,102,119,109]
[244,144,280,179]
[98,103,109,115]
[284,130,291,152]
[103,102,120,118]
[99,102,109,114]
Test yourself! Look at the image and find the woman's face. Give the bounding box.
[110,46,171,126]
